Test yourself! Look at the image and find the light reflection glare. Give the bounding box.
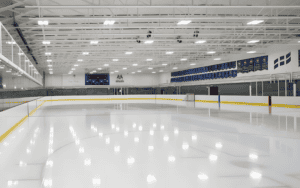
[148,145,154,151]
[215,142,223,149]
[133,123,136,128]
[168,155,176,162]
[99,132,103,137]
[174,129,179,135]
[192,135,197,141]
[134,137,139,142]
[160,125,164,130]
[43,179,52,187]
[92,178,101,186]
[124,131,128,137]
[250,171,262,179]
[138,126,143,131]
[111,124,115,129]
[149,130,154,135]
[249,153,258,160]
[209,154,218,162]
[182,143,189,150]
[19,161,27,167]
[46,160,53,167]
[114,146,120,153]
[147,174,157,184]
[75,139,80,145]
[79,147,84,153]
[106,137,110,144]
[163,135,169,142]
[116,127,120,132]
[84,158,91,166]
[127,157,135,165]
[153,123,156,128]
[198,173,208,181]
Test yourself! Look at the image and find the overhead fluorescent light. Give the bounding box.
[82,52,89,55]
[152,72,156,73]
[104,64,109,66]
[137,70,141,72]
[144,40,154,44]
[74,64,78,67]
[247,20,264,25]
[71,68,75,70]
[47,65,52,67]
[115,70,119,72]
[180,58,187,61]
[247,51,256,53]
[195,40,206,44]
[148,67,153,69]
[6,41,16,44]
[6,70,12,72]
[173,67,178,69]
[133,64,138,66]
[45,52,51,55]
[18,53,24,55]
[214,58,221,60]
[50,72,53,74]
[38,21,49,26]
[190,63,196,65]
[146,59,152,61]
[123,67,127,69]
[90,41,98,44]
[132,72,135,74]
[162,63,168,66]
[49,68,53,70]
[29,65,33,67]
[42,41,50,45]
[78,59,83,62]
[177,20,191,25]
[104,20,115,25]
[125,52,132,55]
[247,40,260,43]
[113,59,119,61]
[207,51,216,54]
[47,60,52,62]
[98,68,102,70]
[166,51,174,54]
[159,70,163,72]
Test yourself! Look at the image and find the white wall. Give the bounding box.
[45,74,63,87]
[110,73,159,86]
[159,72,171,84]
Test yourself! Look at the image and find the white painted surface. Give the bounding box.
[159,72,171,84]
[273,96,300,105]
[110,73,159,86]
[220,96,267,104]
[1,98,300,188]
[195,95,218,101]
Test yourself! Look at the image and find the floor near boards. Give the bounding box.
[1,100,300,188]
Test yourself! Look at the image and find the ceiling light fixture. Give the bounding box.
[113,59,119,61]
[152,72,156,73]
[90,41,98,44]
[38,21,49,26]
[207,51,216,54]
[162,64,167,66]
[173,67,178,69]
[247,20,264,25]
[42,41,50,45]
[144,40,154,44]
[148,67,153,69]
[47,60,52,62]
[82,52,89,55]
[104,64,109,66]
[166,51,174,54]
[247,51,256,53]
[78,59,83,62]
[195,40,206,44]
[123,68,127,70]
[104,20,115,25]
[178,20,191,25]
[214,58,221,60]
[45,52,51,56]
[247,40,260,43]
[137,70,141,72]
[132,72,135,74]
[98,68,102,70]
[74,64,78,67]
[146,59,153,61]
[125,52,132,55]
[133,64,138,66]
[159,70,163,72]
[190,63,196,65]
[180,58,187,61]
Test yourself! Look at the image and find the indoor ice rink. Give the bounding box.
[0,0,300,188]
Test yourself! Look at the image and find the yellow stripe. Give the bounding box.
[0,101,46,143]
[195,100,218,103]
[272,104,300,108]
[221,101,268,106]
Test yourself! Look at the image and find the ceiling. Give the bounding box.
[1,0,300,75]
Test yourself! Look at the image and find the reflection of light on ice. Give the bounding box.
[168,155,176,162]
[215,142,223,149]
[250,171,262,179]
[209,154,218,162]
[182,143,189,150]
[249,153,258,160]
[127,157,135,165]
[147,174,157,184]
[198,173,208,181]
[148,146,154,151]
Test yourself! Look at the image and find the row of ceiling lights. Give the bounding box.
[38,20,264,26]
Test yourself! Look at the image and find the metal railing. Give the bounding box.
[0,22,43,86]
